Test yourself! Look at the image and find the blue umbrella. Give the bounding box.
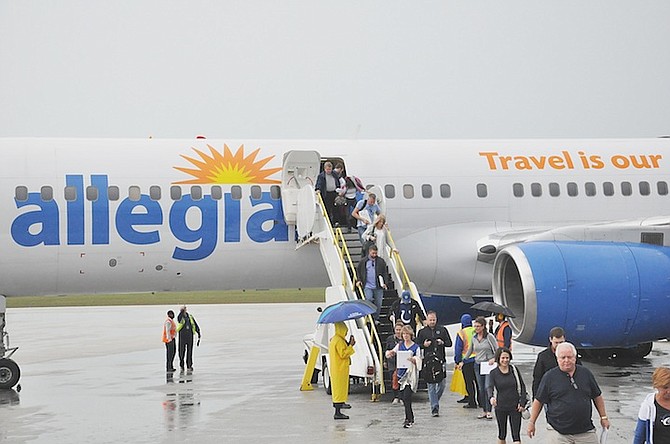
[316,300,378,324]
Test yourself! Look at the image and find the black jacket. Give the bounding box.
[416,324,452,363]
[356,256,389,289]
[389,299,426,326]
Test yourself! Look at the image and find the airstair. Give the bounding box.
[281,151,427,398]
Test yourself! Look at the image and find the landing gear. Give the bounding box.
[0,295,21,389]
[0,358,20,390]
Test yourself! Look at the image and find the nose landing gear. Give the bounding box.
[0,296,21,390]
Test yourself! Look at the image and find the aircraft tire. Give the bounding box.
[0,358,20,389]
[322,359,332,395]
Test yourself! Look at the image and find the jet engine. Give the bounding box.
[492,241,670,351]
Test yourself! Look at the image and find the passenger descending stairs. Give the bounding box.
[281,151,426,397]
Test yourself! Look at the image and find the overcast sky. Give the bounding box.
[1,1,669,140]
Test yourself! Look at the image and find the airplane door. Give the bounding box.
[366,185,386,215]
[281,150,321,225]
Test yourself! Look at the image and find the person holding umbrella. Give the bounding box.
[317,299,376,419]
[470,301,515,350]
[329,322,356,420]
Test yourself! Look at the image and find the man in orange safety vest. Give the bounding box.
[162,310,177,372]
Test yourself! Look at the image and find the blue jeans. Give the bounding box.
[357,225,367,244]
[427,379,446,411]
[475,362,492,412]
[364,287,383,321]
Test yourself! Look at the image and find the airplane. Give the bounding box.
[2,137,670,390]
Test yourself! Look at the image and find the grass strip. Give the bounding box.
[6,288,326,308]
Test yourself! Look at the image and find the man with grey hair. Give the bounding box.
[527,342,610,443]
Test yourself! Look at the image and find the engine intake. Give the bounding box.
[492,241,670,348]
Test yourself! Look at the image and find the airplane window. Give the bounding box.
[567,182,578,197]
[251,185,262,200]
[108,186,120,201]
[41,186,54,201]
[149,186,161,201]
[270,185,281,200]
[603,182,614,196]
[129,186,141,202]
[621,181,632,196]
[512,183,524,198]
[191,186,202,200]
[366,184,374,190]
[170,186,182,201]
[477,183,487,198]
[64,186,77,202]
[421,184,432,198]
[585,182,596,197]
[15,186,28,202]
[211,186,222,200]
[231,186,242,200]
[549,182,560,197]
[86,186,98,201]
[403,184,414,199]
[385,184,396,199]
[531,183,542,197]
[439,184,451,198]
[657,181,668,196]
[639,181,650,196]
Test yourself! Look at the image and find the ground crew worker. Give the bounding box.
[162,310,177,372]
[177,305,201,371]
[454,313,479,409]
[495,313,512,349]
[329,322,356,420]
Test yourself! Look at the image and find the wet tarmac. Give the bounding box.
[0,304,667,443]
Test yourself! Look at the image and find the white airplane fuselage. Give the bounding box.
[2,138,667,295]
[3,137,670,350]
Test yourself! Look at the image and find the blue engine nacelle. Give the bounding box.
[492,241,670,348]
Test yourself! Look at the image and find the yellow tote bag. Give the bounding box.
[450,367,468,396]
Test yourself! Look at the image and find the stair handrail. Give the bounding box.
[386,227,428,319]
[313,192,386,395]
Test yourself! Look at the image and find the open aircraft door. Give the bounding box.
[281,150,321,227]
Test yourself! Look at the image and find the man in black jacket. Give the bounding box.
[416,311,452,417]
[177,305,201,372]
[355,245,388,323]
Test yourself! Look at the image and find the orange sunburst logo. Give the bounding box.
[173,144,281,184]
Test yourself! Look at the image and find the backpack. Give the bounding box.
[422,353,446,383]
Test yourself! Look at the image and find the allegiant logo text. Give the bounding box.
[10,175,289,261]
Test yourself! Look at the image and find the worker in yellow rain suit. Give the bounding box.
[328,322,356,420]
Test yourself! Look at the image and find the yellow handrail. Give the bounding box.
[314,192,385,394]
[386,228,412,291]
[386,227,428,330]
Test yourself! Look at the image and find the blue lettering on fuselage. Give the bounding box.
[10,175,289,261]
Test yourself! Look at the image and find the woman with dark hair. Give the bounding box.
[634,366,670,443]
[489,347,528,444]
[472,315,498,419]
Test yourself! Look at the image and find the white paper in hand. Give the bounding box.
[599,427,608,444]
[396,350,412,369]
